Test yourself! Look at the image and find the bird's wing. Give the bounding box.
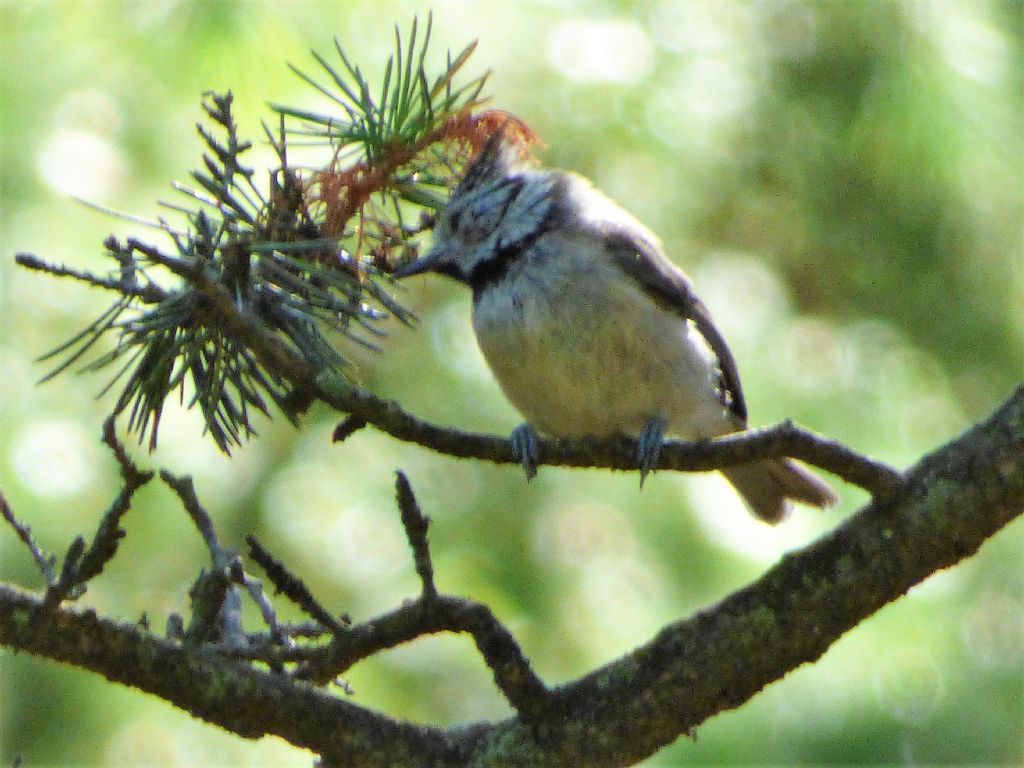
[605,227,748,423]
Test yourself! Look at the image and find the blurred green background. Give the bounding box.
[1,1,1022,765]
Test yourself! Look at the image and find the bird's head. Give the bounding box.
[394,133,556,286]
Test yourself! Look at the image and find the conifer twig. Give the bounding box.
[17,18,493,455]
[43,419,154,607]
[395,471,437,599]
[246,535,351,635]
[0,491,57,584]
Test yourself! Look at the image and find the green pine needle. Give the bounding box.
[21,16,487,453]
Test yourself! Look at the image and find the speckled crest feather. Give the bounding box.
[428,137,556,280]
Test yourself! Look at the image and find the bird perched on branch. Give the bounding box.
[395,134,837,523]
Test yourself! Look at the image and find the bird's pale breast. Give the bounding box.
[471,232,731,440]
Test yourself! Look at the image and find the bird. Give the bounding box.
[394,134,837,523]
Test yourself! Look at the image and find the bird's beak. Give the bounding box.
[392,246,447,279]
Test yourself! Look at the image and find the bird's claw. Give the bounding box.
[510,423,540,481]
[637,416,668,487]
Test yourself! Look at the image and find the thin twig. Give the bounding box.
[0,490,57,584]
[395,471,436,598]
[102,417,154,487]
[234,564,289,645]
[15,253,167,304]
[332,415,367,443]
[246,535,350,634]
[44,421,154,606]
[160,469,241,644]
[77,421,156,584]
[160,470,221,559]
[44,536,86,607]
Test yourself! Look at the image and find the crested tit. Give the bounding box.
[395,136,837,523]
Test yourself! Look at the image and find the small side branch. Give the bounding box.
[246,535,351,634]
[332,415,368,443]
[434,595,549,718]
[300,594,548,716]
[76,420,155,582]
[679,421,906,497]
[395,471,437,598]
[44,419,154,606]
[280,471,547,714]
[160,470,221,558]
[162,471,293,648]
[15,253,167,304]
[0,491,57,583]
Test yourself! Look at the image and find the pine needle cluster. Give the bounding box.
[17,16,508,452]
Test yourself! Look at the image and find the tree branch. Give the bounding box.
[1,386,1020,767]
[14,252,168,304]
[0,490,57,584]
[203,239,903,494]
[246,534,351,635]
[15,248,903,495]
[394,470,438,599]
[43,418,154,606]
[291,592,550,717]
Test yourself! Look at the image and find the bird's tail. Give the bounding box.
[722,459,838,524]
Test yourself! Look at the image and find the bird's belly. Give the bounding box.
[472,274,730,439]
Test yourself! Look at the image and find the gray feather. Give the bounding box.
[604,227,747,423]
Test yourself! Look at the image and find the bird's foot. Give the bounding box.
[637,416,668,487]
[510,423,541,481]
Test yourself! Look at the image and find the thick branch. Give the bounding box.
[504,388,1024,766]
[0,583,464,765]
[1,386,1021,767]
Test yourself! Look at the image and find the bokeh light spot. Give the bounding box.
[780,316,848,394]
[533,500,637,569]
[54,88,124,137]
[961,590,1024,669]
[647,0,751,55]
[694,252,790,353]
[10,419,98,499]
[685,473,819,564]
[548,18,653,84]
[37,129,128,200]
[873,650,946,723]
[430,301,493,382]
